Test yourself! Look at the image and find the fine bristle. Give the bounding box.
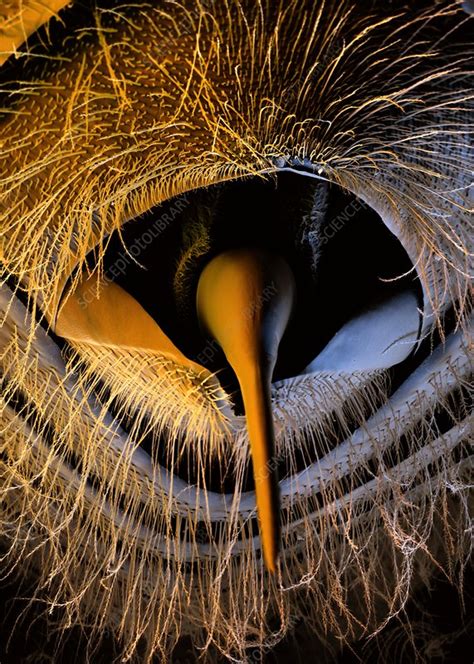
[0,1,472,662]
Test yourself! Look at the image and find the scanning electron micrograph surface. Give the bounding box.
[0,1,472,663]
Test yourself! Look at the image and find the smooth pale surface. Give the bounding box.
[197,249,295,571]
[0,1,72,66]
[55,271,203,374]
[305,289,421,374]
